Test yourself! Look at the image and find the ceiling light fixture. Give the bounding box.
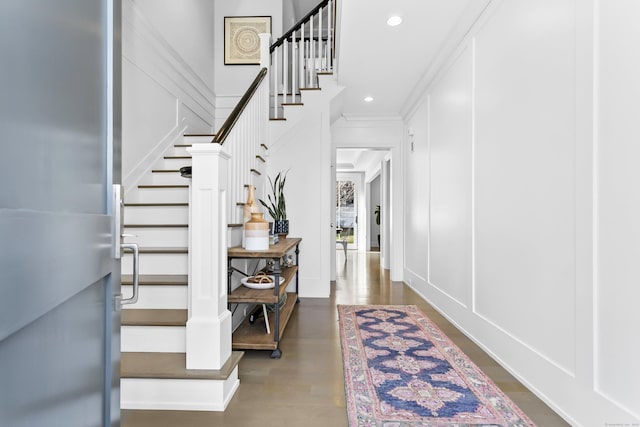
[387,16,402,27]
[364,96,374,102]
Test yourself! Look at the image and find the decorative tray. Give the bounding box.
[241,275,285,290]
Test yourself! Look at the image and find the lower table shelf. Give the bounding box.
[232,292,297,353]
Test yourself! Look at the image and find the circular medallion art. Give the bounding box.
[225,17,271,64]
[232,26,260,58]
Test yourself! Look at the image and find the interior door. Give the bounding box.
[0,1,122,426]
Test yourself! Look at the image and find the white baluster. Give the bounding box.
[319,7,323,71]
[284,39,288,104]
[300,23,305,88]
[292,29,297,99]
[279,45,285,112]
[328,0,333,71]
[307,15,316,87]
[273,48,278,118]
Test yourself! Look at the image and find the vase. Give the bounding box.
[274,219,289,238]
[244,212,269,250]
[242,186,261,248]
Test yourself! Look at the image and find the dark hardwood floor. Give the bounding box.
[122,250,569,427]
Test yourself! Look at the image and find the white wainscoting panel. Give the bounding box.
[401,0,640,424]
[404,99,429,282]
[595,0,640,419]
[427,45,473,309]
[473,0,576,375]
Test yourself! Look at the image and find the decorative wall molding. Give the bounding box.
[123,119,187,197]
[122,0,216,193]
[123,0,215,123]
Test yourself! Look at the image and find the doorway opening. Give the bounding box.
[333,148,390,277]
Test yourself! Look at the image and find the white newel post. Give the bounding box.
[259,33,271,69]
[186,143,232,370]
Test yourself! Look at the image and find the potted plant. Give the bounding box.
[260,171,289,238]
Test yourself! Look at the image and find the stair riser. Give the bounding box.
[147,172,187,186]
[183,136,216,144]
[121,326,185,352]
[160,158,192,170]
[126,188,189,204]
[121,285,187,309]
[169,146,192,157]
[122,228,188,247]
[122,253,188,275]
[121,372,239,411]
[124,205,189,224]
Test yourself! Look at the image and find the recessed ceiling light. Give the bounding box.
[387,16,402,27]
[364,96,374,102]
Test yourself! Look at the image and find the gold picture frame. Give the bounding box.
[224,16,272,65]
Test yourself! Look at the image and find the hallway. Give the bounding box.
[122,251,568,426]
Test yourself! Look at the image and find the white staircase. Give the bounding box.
[118,0,338,410]
[120,136,242,411]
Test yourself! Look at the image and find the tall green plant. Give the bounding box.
[259,171,288,221]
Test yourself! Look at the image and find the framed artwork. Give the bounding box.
[224,16,272,65]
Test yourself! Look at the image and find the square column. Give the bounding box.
[185,143,232,369]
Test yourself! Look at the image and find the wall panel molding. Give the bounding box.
[122,0,215,191]
[402,0,639,424]
[123,0,214,123]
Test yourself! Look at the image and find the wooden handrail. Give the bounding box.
[270,0,330,52]
[212,67,268,145]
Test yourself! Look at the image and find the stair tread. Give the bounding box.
[124,203,188,207]
[152,169,180,173]
[164,155,191,159]
[122,274,188,285]
[138,184,189,189]
[124,224,188,228]
[122,309,187,326]
[121,351,243,380]
[127,247,188,254]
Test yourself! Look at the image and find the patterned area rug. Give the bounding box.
[338,305,536,427]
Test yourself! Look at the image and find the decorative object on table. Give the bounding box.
[240,273,284,290]
[224,16,271,65]
[268,221,279,245]
[259,171,289,238]
[244,212,269,251]
[338,305,536,427]
[282,254,294,268]
[242,185,256,248]
[266,293,287,312]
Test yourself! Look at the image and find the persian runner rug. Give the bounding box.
[338,305,536,427]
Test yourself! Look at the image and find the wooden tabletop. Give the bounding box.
[228,237,301,258]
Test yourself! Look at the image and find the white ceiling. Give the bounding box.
[289,2,487,186]
[335,0,487,118]
[336,148,388,174]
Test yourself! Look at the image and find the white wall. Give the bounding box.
[122,0,215,191]
[596,0,640,421]
[402,0,640,425]
[214,0,283,128]
[265,91,336,298]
